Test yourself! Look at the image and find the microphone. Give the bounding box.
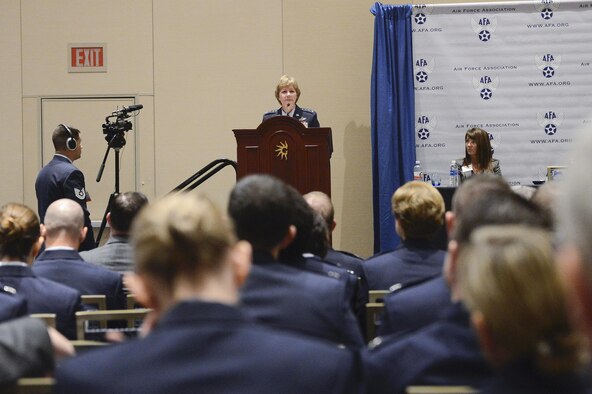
[114,104,143,116]
[122,104,143,112]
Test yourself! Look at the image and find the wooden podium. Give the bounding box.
[233,116,333,196]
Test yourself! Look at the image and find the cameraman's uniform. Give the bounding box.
[35,154,95,251]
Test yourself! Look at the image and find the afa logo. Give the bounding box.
[535,53,561,78]
[416,115,437,140]
[414,58,434,83]
[535,0,559,20]
[537,111,564,135]
[473,75,499,100]
[471,16,497,42]
[413,4,433,25]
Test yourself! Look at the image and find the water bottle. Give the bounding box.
[413,161,423,181]
[449,160,459,187]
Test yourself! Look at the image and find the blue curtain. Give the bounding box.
[370,2,415,253]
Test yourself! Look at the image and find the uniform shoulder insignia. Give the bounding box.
[301,108,316,114]
[74,187,86,200]
[368,336,383,350]
[264,109,278,115]
[2,285,17,295]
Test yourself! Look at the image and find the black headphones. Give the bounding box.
[59,124,77,151]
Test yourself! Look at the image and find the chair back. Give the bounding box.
[80,294,107,310]
[365,302,385,342]
[75,308,151,340]
[406,386,479,394]
[6,377,56,394]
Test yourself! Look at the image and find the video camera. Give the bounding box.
[102,104,143,149]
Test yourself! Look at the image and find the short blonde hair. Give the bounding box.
[391,181,444,239]
[459,225,586,373]
[274,75,301,104]
[131,193,235,290]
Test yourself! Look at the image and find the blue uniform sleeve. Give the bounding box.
[62,169,89,204]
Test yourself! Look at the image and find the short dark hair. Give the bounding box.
[228,175,312,258]
[52,124,80,151]
[110,192,149,233]
[453,189,552,245]
[304,212,329,258]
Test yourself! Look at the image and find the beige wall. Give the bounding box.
[1,0,496,257]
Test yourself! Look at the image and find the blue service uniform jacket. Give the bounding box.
[57,300,362,394]
[378,275,451,337]
[0,264,82,339]
[35,155,95,251]
[325,248,369,333]
[0,290,27,323]
[363,302,492,394]
[262,105,320,127]
[480,357,592,394]
[33,249,126,310]
[240,251,364,349]
[364,239,446,291]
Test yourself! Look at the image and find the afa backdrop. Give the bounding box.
[412,0,592,185]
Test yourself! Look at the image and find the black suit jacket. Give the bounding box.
[35,155,95,251]
[57,301,362,394]
[33,249,126,310]
[262,105,320,127]
[0,317,53,384]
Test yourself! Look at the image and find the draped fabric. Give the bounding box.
[370,3,416,253]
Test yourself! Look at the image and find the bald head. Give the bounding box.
[43,199,86,246]
[303,191,334,230]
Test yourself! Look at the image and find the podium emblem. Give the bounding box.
[275,141,289,160]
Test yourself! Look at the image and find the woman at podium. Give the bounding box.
[456,127,502,182]
[262,75,320,127]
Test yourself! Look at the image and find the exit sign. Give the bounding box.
[68,43,107,73]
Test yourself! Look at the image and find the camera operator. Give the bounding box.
[35,124,95,251]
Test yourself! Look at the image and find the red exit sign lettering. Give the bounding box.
[68,43,107,73]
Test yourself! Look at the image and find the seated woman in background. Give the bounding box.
[457,127,501,182]
[262,75,320,127]
[458,225,590,393]
[0,203,82,339]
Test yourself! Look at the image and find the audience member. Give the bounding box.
[35,124,95,251]
[364,181,445,291]
[57,193,361,393]
[0,317,74,385]
[33,199,126,310]
[300,211,359,330]
[532,181,560,228]
[459,225,590,393]
[379,174,511,337]
[0,202,82,339]
[303,191,369,330]
[80,191,148,273]
[231,175,363,348]
[559,132,592,352]
[364,188,552,393]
